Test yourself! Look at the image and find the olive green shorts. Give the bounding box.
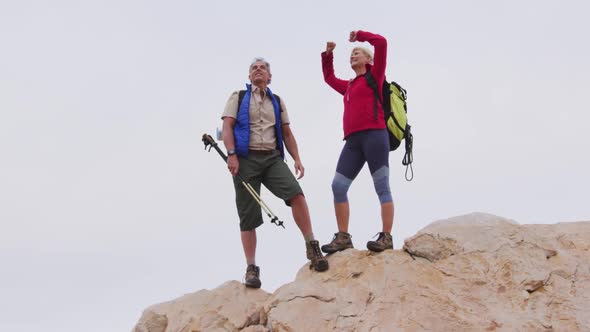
[233,151,303,231]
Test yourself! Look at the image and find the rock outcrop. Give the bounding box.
[133,213,590,331]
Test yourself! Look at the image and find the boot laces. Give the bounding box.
[333,232,350,242]
[247,264,259,274]
[310,242,323,259]
[372,232,387,241]
[244,265,259,283]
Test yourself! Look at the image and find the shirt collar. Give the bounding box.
[252,85,267,98]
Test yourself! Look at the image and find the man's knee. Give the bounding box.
[237,200,264,231]
[240,218,263,231]
[286,192,305,206]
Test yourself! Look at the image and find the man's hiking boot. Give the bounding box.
[321,231,354,254]
[366,232,394,252]
[244,264,261,288]
[306,240,329,272]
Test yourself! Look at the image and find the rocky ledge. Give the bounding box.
[133,213,590,332]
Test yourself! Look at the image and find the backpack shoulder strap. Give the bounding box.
[237,90,247,112]
[364,71,381,120]
[273,94,283,113]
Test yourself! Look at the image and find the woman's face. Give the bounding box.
[350,49,370,68]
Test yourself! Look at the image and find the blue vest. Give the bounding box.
[234,84,285,159]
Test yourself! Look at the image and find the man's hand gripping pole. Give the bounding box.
[202,133,285,228]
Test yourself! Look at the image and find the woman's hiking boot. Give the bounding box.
[306,240,329,272]
[366,232,393,252]
[321,232,354,254]
[244,264,261,288]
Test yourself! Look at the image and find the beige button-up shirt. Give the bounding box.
[221,86,290,151]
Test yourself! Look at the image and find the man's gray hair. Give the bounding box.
[249,57,271,75]
[249,57,272,84]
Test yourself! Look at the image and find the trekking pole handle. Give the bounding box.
[202,133,228,162]
[202,133,248,183]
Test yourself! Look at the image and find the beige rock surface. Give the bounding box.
[133,281,270,332]
[133,213,590,331]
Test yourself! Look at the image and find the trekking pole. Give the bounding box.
[202,133,285,228]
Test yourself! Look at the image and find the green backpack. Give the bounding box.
[365,72,414,181]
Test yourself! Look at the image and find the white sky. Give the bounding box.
[1,0,589,331]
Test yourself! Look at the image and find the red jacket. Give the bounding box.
[322,31,387,139]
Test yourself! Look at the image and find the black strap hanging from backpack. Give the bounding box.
[402,125,413,181]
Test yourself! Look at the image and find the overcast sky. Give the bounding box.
[1,0,589,331]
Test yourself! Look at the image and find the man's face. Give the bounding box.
[249,61,271,85]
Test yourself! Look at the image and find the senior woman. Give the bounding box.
[320,30,394,253]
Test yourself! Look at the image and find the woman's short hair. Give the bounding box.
[352,47,374,64]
